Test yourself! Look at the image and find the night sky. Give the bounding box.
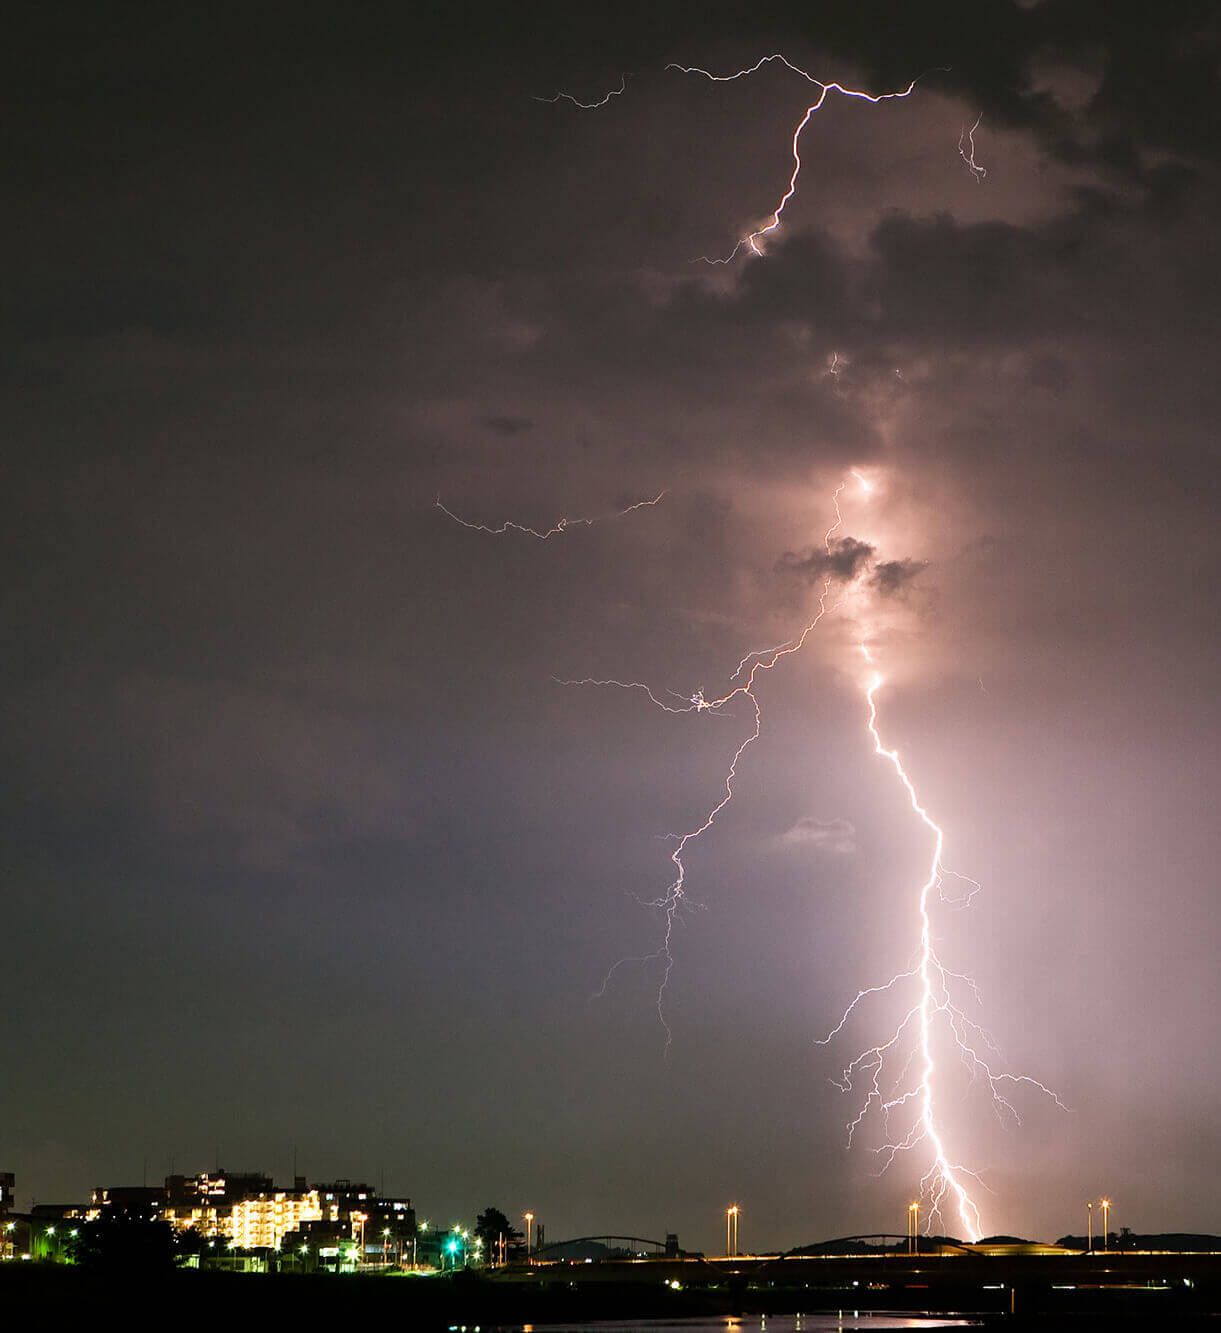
[4,1,1220,1251]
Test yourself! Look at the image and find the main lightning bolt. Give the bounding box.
[522,60,1055,1227]
[811,478,1064,1237]
[435,490,666,539]
[445,470,1064,1226]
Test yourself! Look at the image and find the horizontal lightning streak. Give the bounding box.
[435,490,665,539]
[535,75,628,109]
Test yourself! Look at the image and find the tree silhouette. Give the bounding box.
[474,1207,522,1263]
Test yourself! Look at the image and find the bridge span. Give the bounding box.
[490,1244,1221,1314]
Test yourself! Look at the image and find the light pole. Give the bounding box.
[1086,1202,1093,1252]
[908,1202,919,1255]
[725,1205,739,1257]
[1100,1198,1110,1253]
[523,1212,534,1262]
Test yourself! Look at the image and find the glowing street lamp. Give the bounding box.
[1086,1202,1093,1252]
[523,1212,534,1261]
[1100,1198,1110,1253]
[725,1205,740,1257]
[908,1202,919,1255]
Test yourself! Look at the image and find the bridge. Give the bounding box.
[533,1234,672,1260]
[490,1242,1221,1317]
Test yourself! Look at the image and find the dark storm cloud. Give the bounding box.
[776,539,926,600]
[871,558,927,596]
[787,0,1220,169]
[777,536,876,583]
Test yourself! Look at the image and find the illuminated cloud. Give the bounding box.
[779,816,857,854]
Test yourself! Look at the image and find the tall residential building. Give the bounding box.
[161,1170,322,1250]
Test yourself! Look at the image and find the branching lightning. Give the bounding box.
[664,55,920,262]
[813,629,1064,1241]
[553,470,1065,1225]
[537,53,925,263]
[446,467,1064,1227]
[496,56,1059,1231]
[560,486,849,1051]
[435,490,665,539]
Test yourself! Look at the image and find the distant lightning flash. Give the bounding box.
[435,490,666,539]
[664,55,921,262]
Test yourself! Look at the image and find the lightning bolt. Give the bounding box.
[534,75,628,109]
[958,113,987,182]
[809,475,1064,1238]
[664,55,921,262]
[563,486,849,1051]
[434,490,666,538]
[445,469,1065,1225]
[516,59,1054,1228]
[562,475,1065,1219]
[537,53,927,263]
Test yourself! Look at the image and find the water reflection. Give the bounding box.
[520,1313,980,1332]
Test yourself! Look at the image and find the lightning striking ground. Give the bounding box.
[515,60,1055,1227]
[816,651,1067,1236]
[435,490,666,539]
[446,464,1064,1226]
[808,474,1063,1237]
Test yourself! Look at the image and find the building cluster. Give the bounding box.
[1,1168,427,1271]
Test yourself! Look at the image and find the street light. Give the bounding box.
[725,1205,740,1258]
[1100,1198,1110,1253]
[1086,1202,1093,1252]
[524,1212,534,1261]
[908,1202,919,1255]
